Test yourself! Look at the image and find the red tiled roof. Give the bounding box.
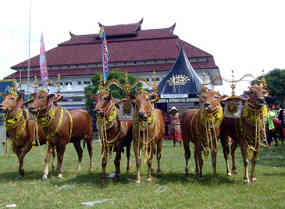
[10,21,218,78]
[7,61,217,80]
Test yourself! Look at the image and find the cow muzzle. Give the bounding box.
[94,109,104,116]
[203,102,211,111]
[257,97,266,105]
[138,111,147,121]
[29,106,38,114]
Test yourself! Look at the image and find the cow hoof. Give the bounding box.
[19,170,25,177]
[251,177,257,182]
[136,179,141,184]
[42,174,48,181]
[243,179,250,184]
[58,174,63,179]
[147,177,152,182]
[232,170,238,175]
[227,172,232,176]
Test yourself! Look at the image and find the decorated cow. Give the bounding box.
[0,87,55,177]
[181,88,224,179]
[91,76,133,183]
[220,84,268,183]
[29,88,93,180]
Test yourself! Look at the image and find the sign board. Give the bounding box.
[0,80,16,154]
[160,94,188,99]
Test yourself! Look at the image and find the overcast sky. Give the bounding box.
[1,0,284,95]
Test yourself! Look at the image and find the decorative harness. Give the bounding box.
[190,106,223,158]
[36,104,73,147]
[237,102,267,160]
[96,100,121,159]
[4,108,27,142]
[133,106,155,163]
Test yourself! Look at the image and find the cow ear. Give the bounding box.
[150,93,160,103]
[0,93,6,98]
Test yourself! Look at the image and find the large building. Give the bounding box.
[8,19,221,109]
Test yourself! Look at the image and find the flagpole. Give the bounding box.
[27,0,32,92]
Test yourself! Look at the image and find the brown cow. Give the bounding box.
[92,91,132,183]
[220,85,268,183]
[181,90,224,179]
[130,91,165,184]
[0,91,56,177]
[29,90,93,179]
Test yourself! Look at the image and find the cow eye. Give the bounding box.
[104,97,109,101]
[9,97,15,101]
[39,96,44,99]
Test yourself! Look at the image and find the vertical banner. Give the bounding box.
[99,27,110,84]
[40,33,48,88]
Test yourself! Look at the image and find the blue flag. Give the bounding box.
[99,27,110,84]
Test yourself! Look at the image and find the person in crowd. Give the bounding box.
[267,104,278,146]
[169,106,182,147]
[277,100,285,144]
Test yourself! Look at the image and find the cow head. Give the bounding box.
[91,91,113,117]
[130,91,158,122]
[29,90,55,115]
[199,90,222,113]
[245,85,268,109]
[0,92,24,116]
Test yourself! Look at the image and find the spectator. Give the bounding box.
[267,104,278,146]
[169,106,182,147]
[277,100,285,144]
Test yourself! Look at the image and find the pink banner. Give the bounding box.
[40,33,48,85]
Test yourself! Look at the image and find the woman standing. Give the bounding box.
[169,106,182,147]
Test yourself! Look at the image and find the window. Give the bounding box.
[84,81,91,85]
[73,97,82,102]
[65,81,72,86]
[78,81,82,85]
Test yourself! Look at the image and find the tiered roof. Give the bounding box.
[8,19,219,79]
[158,47,202,96]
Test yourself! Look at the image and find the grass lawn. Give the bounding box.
[0,140,284,209]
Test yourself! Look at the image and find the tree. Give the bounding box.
[84,70,138,115]
[252,69,285,104]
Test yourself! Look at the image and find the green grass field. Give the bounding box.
[0,140,284,209]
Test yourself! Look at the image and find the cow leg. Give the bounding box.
[240,143,249,184]
[198,150,203,178]
[56,144,66,179]
[194,145,200,176]
[86,139,94,171]
[73,140,83,172]
[134,141,141,184]
[183,141,191,176]
[231,141,238,174]
[114,148,122,182]
[101,148,107,184]
[156,139,163,177]
[220,136,231,176]
[126,143,131,174]
[14,146,24,177]
[18,143,32,177]
[250,150,258,182]
[211,150,217,179]
[147,145,154,182]
[51,147,56,172]
[42,145,54,180]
